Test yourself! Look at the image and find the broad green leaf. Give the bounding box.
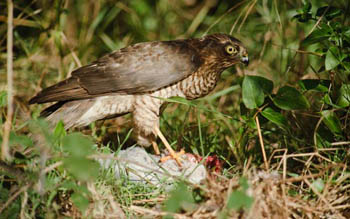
[273,86,310,110]
[298,79,330,92]
[258,77,274,94]
[227,191,253,210]
[227,177,253,210]
[247,76,273,93]
[62,133,95,157]
[163,182,196,213]
[321,110,342,134]
[242,76,263,109]
[325,47,340,70]
[261,108,288,128]
[9,132,33,148]
[242,76,273,109]
[71,192,89,212]
[61,181,81,191]
[63,157,100,181]
[239,177,250,191]
[302,27,331,46]
[337,84,350,107]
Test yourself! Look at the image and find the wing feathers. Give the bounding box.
[30,39,202,104]
[29,78,89,104]
[72,41,202,95]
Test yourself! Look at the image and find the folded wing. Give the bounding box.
[29,40,202,104]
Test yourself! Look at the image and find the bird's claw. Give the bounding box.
[160,148,185,167]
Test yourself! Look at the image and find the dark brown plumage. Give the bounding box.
[29,33,248,156]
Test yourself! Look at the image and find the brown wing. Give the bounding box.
[29,40,202,104]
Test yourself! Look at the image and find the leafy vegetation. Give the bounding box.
[1,0,350,218]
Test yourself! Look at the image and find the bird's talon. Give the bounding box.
[160,148,185,166]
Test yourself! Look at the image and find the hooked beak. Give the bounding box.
[241,55,249,66]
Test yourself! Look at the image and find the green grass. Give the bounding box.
[1,0,350,218]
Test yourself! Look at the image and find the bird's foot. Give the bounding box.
[153,126,184,166]
[151,141,160,155]
[160,148,185,166]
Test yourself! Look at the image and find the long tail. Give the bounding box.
[29,77,91,104]
[45,99,96,129]
[40,95,134,129]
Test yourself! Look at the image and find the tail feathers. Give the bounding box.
[45,99,95,129]
[29,77,89,104]
[39,96,134,130]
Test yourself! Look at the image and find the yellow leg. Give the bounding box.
[160,148,185,163]
[152,140,160,155]
[154,126,183,166]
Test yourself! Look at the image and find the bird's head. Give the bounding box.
[196,33,249,70]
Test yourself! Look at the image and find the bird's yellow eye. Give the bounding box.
[225,45,237,55]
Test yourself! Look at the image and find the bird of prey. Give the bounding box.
[29,33,248,165]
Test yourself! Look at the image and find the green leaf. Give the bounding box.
[316,6,341,20]
[63,157,100,181]
[258,77,274,94]
[337,84,350,107]
[344,28,350,41]
[242,76,263,109]
[292,1,312,23]
[302,1,312,13]
[227,177,253,210]
[242,76,273,109]
[273,86,310,110]
[298,79,330,92]
[293,13,312,23]
[62,133,95,157]
[227,191,253,210]
[302,27,331,46]
[321,110,342,134]
[239,177,250,191]
[325,47,340,70]
[61,181,81,191]
[53,120,66,139]
[71,192,89,212]
[130,0,152,15]
[9,132,33,148]
[163,182,196,213]
[261,108,288,128]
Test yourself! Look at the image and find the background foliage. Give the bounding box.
[1,0,350,218]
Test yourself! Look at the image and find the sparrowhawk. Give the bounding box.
[29,33,248,164]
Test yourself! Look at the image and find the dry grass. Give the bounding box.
[119,166,350,218]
